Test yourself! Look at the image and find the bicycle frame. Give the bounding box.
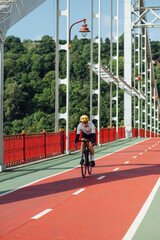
[78,140,92,178]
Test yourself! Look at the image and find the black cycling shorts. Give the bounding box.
[81,132,93,141]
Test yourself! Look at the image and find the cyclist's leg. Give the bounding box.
[79,141,84,165]
[88,138,95,167]
[89,141,94,155]
[80,132,87,165]
[80,141,84,154]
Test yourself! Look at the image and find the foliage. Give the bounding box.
[3,35,160,135]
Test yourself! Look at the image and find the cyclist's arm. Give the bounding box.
[91,133,96,144]
[74,123,81,145]
[90,122,96,144]
[74,134,80,145]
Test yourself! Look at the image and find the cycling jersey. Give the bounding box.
[76,121,96,135]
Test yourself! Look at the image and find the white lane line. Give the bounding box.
[139,153,143,155]
[73,188,86,195]
[97,176,106,180]
[148,147,151,149]
[152,145,155,147]
[113,168,119,172]
[144,150,148,152]
[31,209,52,219]
[122,177,160,240]
[124,161,130,164]
[133,156,137,159]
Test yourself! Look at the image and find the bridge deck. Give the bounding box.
[0,138,160,239]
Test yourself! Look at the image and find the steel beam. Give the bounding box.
[90,0,101,145]
[124,0,132,138]
[55,0,70,153]
[0,32,6,172]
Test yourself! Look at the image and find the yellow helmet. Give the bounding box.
[80,115,89,122]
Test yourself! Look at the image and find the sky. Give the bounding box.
[6,0,160,42]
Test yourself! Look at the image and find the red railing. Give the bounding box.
[4,127,159,167]
[132,128,160,138]
[4,131,65,167]
[3,127,125,167]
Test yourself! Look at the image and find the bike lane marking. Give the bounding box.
[113,167,119,171]
[31,209,53,220]
[72,188,86,195]
[97,176,106,180]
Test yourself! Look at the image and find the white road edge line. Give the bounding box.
[124,161,129,164]
[122,177,160,240]
[113,168,119,171]
[31,209,52,220]
[0,138,150,197]
[139,153,143,155]
[73,188,85,195]
[133,156,137,159]
[97,175,106,180]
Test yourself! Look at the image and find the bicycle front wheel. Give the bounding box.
[81,162,87,178]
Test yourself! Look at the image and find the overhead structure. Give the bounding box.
[131,0,160,138]
[0,0,46,36]
[90,63,146,100]
[123,0,160,138]
[132,4,160,28]
[0,0,46,172]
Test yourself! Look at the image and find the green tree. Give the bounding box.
[4,82,29,121]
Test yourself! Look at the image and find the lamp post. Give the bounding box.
[69,18,90,49]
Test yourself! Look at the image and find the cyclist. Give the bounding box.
[74,115,96,167]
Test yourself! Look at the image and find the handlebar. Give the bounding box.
[74,140,94,148]
[77,140,90,143]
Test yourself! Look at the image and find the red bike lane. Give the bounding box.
[1,138,160,240]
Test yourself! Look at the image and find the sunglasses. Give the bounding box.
[82,122,88,124]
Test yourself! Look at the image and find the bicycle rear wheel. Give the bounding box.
[88,162,92,175]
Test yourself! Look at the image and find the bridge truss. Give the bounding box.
[55,0,160,151]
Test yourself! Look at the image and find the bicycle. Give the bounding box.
[78,140,92,178]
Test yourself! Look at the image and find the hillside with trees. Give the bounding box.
[3,35,160,135]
